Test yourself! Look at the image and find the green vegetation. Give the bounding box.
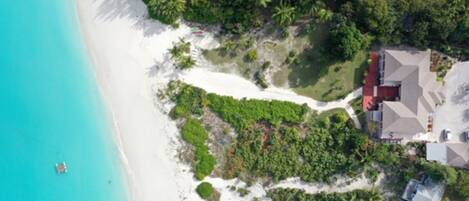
[244,49,258,62]
[171,84,206,118]
[144,0,469,60]
[268,188,384,201]
[196,182,215,200]
[445,170,469,200]
[207,93,307,130]
[349,97,366,127]
[169,39,196,70]
[143,0,185,25]
[237,187,250,197]
[181,118,216,180]
[170,83,469,200]
[327,22,369,60]
[272,4,296,27]
[171,83,370,182]
[223,110,369,182]
[287,50,368,101]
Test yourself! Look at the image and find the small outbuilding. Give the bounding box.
[426,143,469,168]
[401,177,445,201]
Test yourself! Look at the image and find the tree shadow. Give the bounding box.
[94,0,169,36]
[353,60,369,88]
[287,23,334,88]
[287,48,336,88]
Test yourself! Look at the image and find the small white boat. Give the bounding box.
[56,162,68,174]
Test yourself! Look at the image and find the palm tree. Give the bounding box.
[178,56,196,69]
[316,8,333,23]
[257,0,271,8]
[272,4,296,26]
[178,38,191,54]
[302,0,324,17]
[169,45,183,59]
[169,38,191,59]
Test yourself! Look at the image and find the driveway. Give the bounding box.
[433,61,469,143]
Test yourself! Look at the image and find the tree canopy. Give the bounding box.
[144,0,185,25]
[143,0,469,59]
[327,22,368,60]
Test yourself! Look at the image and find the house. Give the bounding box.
[364,49,445,141]
[401,177,445,201]
[426,143,469,168]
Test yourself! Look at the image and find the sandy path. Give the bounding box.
[180,68,363,127]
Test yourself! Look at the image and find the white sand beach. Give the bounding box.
[76,0,364,200]
[76,0,205,200]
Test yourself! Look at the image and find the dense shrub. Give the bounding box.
[144,0,185,25]
[172,85,206,118]
[327,22,368,60]
[181,118,216,180]
[181,118,208,146]
[196,182,215,199]
[207,94,308,130]
[448,170,469,199]
[224,110,371,182]
[268,188,384,201]
[244,49,258,62]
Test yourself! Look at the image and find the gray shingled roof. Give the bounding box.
[426,143,469,168]
[381,49,444,138]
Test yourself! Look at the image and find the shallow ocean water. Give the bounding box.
[0,1,128,200]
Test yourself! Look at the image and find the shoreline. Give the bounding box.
[75,0,205,200]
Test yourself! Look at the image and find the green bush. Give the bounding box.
[181,118,208,146]
[196,182,215,199]
[327,22,368,60]
[180,118,216,180]
[207,94,307,130]
[144,0,185,25]
[224,109,370,182]
[245,49,258,62]
[172,85,206,118]
[195,145,217,180]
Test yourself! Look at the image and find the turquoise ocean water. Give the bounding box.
[0,1,129,201]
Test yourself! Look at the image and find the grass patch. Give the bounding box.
[270,24,368,101]
[286,50,368,101]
